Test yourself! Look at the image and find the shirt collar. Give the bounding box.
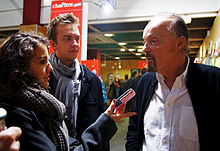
[156,56,190,86]
[183,56,190,84]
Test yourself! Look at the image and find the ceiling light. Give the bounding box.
[137,49,143,52]
[102,1,113,14]
[136,53,141,56]
[115,57,120,59]
[119,42,126,46]
[93,0,117,9]
[137,46,144,49]
[104,33,114,37]
[106,0,117,8]
[128,48,135,51]
[141,57,146,59]
[181,15,192,24]
[120,48,125,51]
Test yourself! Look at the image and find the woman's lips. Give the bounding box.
[45,76,50,81]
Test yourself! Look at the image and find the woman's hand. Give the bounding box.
[105,99,136,122]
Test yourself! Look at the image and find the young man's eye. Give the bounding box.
[65,37,71,41]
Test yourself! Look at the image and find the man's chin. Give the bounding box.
[67,56,78,62]
[147,64,157,72]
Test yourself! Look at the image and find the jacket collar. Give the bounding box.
[78,65,90,102]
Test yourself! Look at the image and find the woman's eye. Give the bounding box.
[40,59,46,64]
[76,36,80,41]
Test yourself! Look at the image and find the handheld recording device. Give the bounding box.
[114,88,136,109]
[0,108,7,132]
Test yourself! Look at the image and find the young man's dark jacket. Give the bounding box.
[126,62,220,151]
[49,64,105,142]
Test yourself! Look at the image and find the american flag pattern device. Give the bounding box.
[115,88,136,109]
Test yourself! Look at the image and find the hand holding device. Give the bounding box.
[114,88,136,109]
[105,98,137,122]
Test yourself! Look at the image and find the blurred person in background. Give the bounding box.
[124,70,138,112]
[107,75,123,104]
[121,74,129,92]
[135,68,147,84]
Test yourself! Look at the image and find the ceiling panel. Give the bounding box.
[0,16,215,62]
[111,32,143,42]
[91,21,148,32]
[88,43,121,49]
[89,17,215,61]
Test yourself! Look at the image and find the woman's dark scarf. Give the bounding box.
[0,85,69,151]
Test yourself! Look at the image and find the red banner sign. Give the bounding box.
[138,61,147,69]
[50,0,83,61]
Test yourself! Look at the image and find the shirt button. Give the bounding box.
[167,103,171,106]
[164,140,168,144]
[166,121,169,125]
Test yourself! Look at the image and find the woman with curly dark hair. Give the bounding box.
[0,33,51,90]
[0,33,136,151]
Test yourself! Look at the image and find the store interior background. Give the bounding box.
[0,1,220,150]
[0,0,220,91]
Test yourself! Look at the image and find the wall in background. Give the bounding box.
[100,59,140,89]
[0,0,219,27]
[196,11,220,67]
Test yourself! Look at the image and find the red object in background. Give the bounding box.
[81,49,101,76]
[50,0,83,61]
[23,0,41,25]
[81,59,100,76]
[138,61,147,68]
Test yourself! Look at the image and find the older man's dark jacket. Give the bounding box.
[126,62,220,151]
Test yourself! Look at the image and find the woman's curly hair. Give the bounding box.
[0,33,48,91]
